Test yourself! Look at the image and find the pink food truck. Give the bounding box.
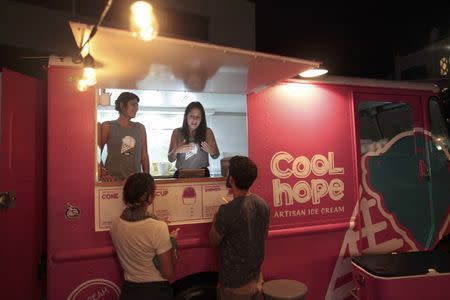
[1,21,450,300]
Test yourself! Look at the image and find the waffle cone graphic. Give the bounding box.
[121,136,136,154]
[121,143,131,154]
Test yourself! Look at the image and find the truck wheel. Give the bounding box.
[172,272,217,300]
[174,284,216,300]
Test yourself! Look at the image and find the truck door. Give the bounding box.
[355,93,432,251]
[425,97,450,246]
[0,69,45,299]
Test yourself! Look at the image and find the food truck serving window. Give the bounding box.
[96,88,248,182]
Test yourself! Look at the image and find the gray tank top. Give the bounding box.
[175,129,209,169]
[105,120,142,180]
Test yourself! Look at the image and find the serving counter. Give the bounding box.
[95,177,229,231]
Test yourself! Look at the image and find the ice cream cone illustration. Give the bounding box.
[121,136,136,155]
[184,143,198,160]
[182,187,196,205]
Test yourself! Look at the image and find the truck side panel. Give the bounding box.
[47,66,122,299]
[248,82,359,299]
[44,68,450,300]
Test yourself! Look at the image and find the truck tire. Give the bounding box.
[174,284,216,300]
[173,272,217,300]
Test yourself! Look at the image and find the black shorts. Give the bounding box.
[120,280,173,300]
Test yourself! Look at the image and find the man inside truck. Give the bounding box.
[209,156,270,300]
[99,92,150,181]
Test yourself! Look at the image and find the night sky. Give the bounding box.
[255,1,450,78]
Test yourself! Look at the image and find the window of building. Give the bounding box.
[440,57,449,76]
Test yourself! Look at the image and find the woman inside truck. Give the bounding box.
[168,101,220,177]
[110,173,178,300]
[99,92,150,182]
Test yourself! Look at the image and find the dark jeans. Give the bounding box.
[120,280,174,300]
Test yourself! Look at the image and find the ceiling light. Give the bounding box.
[299,66,328,78]
[77,54,97,91]
[77,79,89,92]
[83,54,97,86]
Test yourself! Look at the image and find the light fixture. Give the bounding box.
[77,54,97,91]
[299,65,328,78]
[82,54,97,85]
[75,0,159,91]
[130,1,159,41]
[78,0,113,59]
[77,79,89,92]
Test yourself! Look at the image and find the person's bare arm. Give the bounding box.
[140,124,150,173]
[157,249,176,279]
[97,122,102,150]
[168,129,179,162]
[100,121,110,159]
[209,215,224,248]
[201,128,219,159]
[98,122,117,182]
[157,227,179,279]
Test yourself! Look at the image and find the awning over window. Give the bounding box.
[68,21,319,94]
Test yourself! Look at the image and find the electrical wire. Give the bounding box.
[79,0,114,54]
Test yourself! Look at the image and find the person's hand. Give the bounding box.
[169,228,180,259]
[201,141,216,156]
[170,227,180,239]
[177,144,194,154]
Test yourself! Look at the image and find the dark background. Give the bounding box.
[2,0,450,79]
[255,1,450,78]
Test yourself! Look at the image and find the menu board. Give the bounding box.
[95,180,230,231]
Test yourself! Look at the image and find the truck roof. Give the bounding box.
[288,76,440,93]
